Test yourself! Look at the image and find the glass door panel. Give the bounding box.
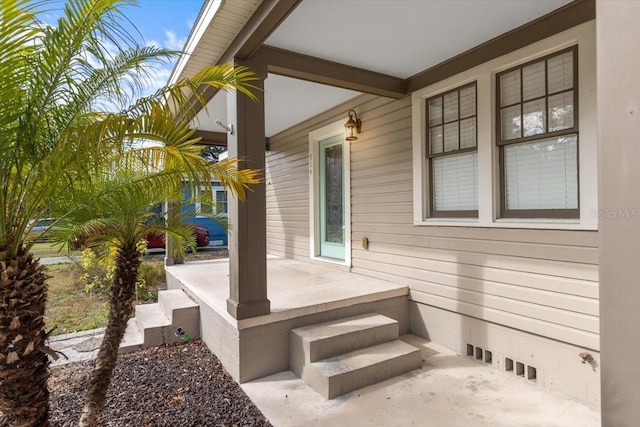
[319,135,345,260]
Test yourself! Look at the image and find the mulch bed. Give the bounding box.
[49,340,272,427]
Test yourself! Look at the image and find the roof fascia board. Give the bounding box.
[405,0,595,93]
[252,45,405,99]
[221,0,303,62]
[194,0,302,110]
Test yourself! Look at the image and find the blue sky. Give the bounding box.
[41,0,205,92]
[119,0,204,52]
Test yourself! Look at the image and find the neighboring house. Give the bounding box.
[182,181,228,246]
[164,1,640,424]
[152,181,228,246]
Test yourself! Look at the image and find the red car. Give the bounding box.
[146,225,209,249]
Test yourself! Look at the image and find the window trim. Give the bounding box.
[411,21,597,230]
[426,82,479,218]
[496,46,580,219]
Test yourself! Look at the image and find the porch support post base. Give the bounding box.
[164,255,183,266]
[226,297,271,320]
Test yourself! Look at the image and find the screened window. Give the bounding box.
[426,83,478,217]
[215,189,228,215]
[198,185,213,215]
[497,46,578,218]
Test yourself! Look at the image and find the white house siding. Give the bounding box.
[266,91,599,352]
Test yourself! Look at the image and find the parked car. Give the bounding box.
[29,218,60,243]
[146,224,209,249]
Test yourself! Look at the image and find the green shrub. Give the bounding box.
[79,248,115,294]
[80,246,166,302]
[136,263,164,302]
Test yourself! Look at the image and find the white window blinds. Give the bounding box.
[433,152,478,212]
[504,136,578,210]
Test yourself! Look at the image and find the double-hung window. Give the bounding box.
[215,189,228,215]
[426,83,478,217]
[497,46,578,218]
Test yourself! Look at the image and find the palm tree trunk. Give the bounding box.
[79,245,141,427]
[0,248,50,427]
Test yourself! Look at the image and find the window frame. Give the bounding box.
[410,21,597,231]
[214,188,228,217]
[426,82,479,218]
[496,45,580,219]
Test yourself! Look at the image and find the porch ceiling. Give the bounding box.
[186,0,578,138]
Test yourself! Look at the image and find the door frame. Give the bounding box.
[308,119,351,266]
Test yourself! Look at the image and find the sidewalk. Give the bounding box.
[48,328,105,367]
[39,255,80,265]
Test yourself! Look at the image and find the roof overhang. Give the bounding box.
[175,0,594,139]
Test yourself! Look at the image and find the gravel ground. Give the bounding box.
[49,340,272,427]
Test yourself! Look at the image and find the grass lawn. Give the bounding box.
[44,249,226,336]
[45,263,110,335]
[31,241,83,258]
[45,257,167,336]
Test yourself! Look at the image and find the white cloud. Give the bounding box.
[144,30,186,51]
[164,30,186,51]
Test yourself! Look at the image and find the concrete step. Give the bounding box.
[308,340,422,399]
[119,318,144,354]
[118,289,200,353]
[290,313,399,377]
[135,303,171,347]
[158,289,200,344]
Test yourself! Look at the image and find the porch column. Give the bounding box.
[597,2,640,426]
[226,59,270,319]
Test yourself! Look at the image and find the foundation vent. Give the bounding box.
[505,357,537,383]
[466,344,537,384]
[465,343,493,366]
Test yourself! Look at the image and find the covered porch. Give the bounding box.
[165,256,411,383]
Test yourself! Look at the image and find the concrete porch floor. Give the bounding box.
[242,335,601,427]
[166,256,409,329]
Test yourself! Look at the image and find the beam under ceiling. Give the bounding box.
[252,46,405,99]
[405,0,595,93]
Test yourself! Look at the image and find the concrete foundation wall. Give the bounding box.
[410,302,600,408]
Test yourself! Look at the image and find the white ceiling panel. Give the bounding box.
[264,74,360,136]
[266,0,572,79]
[193,74,360,138]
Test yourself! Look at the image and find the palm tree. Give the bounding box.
[0,1,258,425]
[57,161,256,427]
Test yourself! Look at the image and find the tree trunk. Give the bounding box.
[0,248,51,427]
[79,245,141,427]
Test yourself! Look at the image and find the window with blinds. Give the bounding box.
[497,46,578,218]
[426,82,478,217]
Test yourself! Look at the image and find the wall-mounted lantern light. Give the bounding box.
[344,110,361,141]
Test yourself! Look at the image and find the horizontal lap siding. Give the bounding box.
[264,95,373,258]
[266,94,600,351]
[265,129,309,258]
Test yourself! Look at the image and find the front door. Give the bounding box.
[318,134,345,260]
